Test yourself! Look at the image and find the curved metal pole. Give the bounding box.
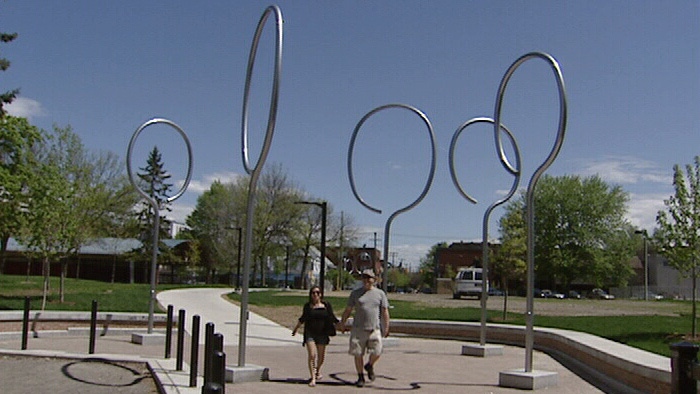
[238,4,283,368]
[493,52,567,372]
[126,118,194,333]
[348,103,436,290]
[449,117,521,347]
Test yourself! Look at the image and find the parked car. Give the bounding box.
[567,290,582,299]
[488,288,505,296]
[452,267,487,299]
[647,292,664,300]
[540,289,565,299]
[589,288,615,300]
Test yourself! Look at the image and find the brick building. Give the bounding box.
[436,241,499,278]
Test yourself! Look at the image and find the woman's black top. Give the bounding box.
[298,301,338,345]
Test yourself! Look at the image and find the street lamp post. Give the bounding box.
[296,201,327,295]
[635,230,649,301]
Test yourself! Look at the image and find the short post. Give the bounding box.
[165,304,174,358]
[21,297,30,350]
[89,300,98,354]
[203,322,215,387]
[213,333,226,391]
[212,350,226,392]
[176,309,186,371]
[203,333,225,394]
[189,315,201,387]
[671,341,699,394]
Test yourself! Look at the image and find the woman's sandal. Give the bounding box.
[315,373,323,380]
[308,379,316,387]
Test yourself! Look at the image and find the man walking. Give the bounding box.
[338,268,390,387]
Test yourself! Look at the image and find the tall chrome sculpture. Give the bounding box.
[348,103,437,290]
[126,118,193,334]
[449,117,521,348]
[494,52,568,373]
[238,4,283,368]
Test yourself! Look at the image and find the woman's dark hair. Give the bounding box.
[308,285,322,302]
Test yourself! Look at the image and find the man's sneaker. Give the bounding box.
[355,377,365,387]
[364,363,375,381]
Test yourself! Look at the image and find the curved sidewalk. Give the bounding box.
[0,287,615,393]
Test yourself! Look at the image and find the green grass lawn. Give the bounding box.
[0,275,214,312]
[0,275,694,357]
[228,290,695,357]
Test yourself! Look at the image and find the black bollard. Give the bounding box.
[165,304,174,358]
[213,334,226,388]
[213,349,226,391]
[203,322,215,387]
[189,315,201,387]
[201,350,225,394]
[176,309,186,371]
[21,297,30,350]
[671,341,699,394]
[89,300,97,354]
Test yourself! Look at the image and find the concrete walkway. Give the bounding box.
[156,288,296,347]
[0,287,615,393]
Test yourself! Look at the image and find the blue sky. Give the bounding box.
[3,1,699,269]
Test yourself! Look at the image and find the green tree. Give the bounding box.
[186,180,241,283]
[17,160,74,309]
[493,199,527,320]
[418,242,447,291]
[656,156,700,337]
[0,31,19,115]
[43,125,137,298]
[186,164,315,287]
[0,116,43,273]
[499,175,634,290]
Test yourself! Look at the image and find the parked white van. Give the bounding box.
[452,267,487,299]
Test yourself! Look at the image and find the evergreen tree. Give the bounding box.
[135,146,173,265]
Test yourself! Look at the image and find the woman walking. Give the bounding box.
[292,286,339,387]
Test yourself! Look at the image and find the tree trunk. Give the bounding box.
[693,264,697,338]
[59,260,66,303]
[41,257,50,311]
[111,255,116,283]
[0,235,8,275]
[25,257,32,281]
[502,278,509,321]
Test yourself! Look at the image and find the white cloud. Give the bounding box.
[167,171,243,222]
[5,97,46,119]
[575,156,669,184]
[626,192,668,232]
[167,202,195,223]
[176,171,242,194]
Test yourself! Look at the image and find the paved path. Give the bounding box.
[157,288,296,347]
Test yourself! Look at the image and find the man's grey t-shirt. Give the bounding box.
[347,287,389,331]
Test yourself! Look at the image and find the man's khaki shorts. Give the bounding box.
[348,328,383,356]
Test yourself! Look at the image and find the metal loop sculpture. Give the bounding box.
[348,103,437,290]
[448,117,521,347]
[238,4,283,368]
[126,118,193,333]
[493,52,568,372]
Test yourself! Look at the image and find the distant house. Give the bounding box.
[1,237,191,284]
[436,241,499,277]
